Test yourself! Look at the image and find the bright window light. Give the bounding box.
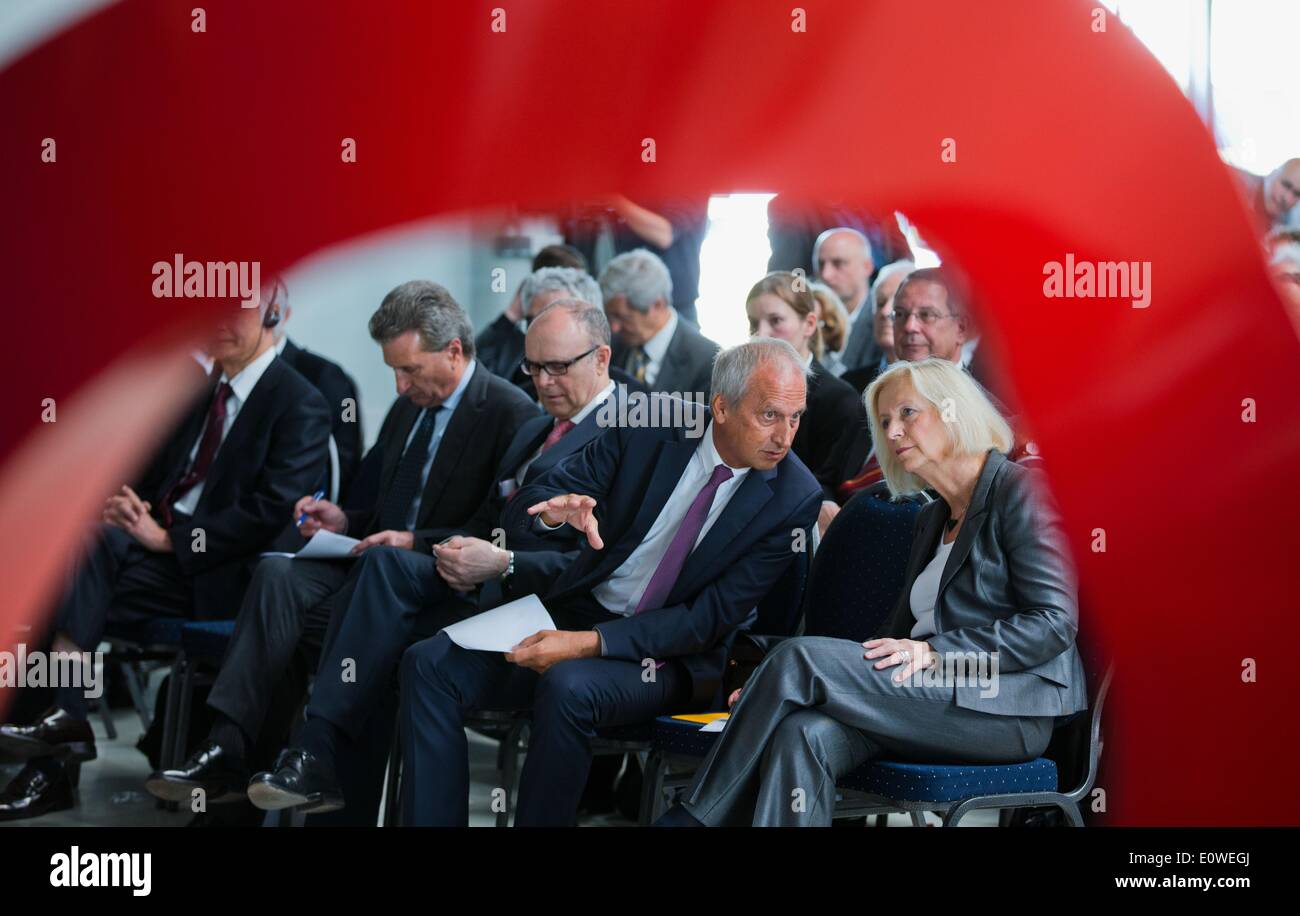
[695,193,777,348]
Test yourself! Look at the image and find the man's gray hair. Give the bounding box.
[368,280,475,357]
[811,226,873,271]
[710,337,810,406]
[599,248,673,314]
[520,267,602,316]
[531,297,612,347]
[869,259,917,314]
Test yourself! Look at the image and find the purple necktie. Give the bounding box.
[634,463,734,615]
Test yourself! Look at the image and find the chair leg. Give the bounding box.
[873,814,888,827]
[96,697,118,740]
[497,720,527,827]
[120,660,153,730]
[158,654,185,771]
[382,720,402,827]
[1058,802,1085,827]
[909,810,928,827]
[639,751,667,825]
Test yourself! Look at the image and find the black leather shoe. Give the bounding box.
[145,741,249,804]
[0,706,97,762]
[246,748,344,814]
[0,763,74,822]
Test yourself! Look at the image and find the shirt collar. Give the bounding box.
[274,335,288,355]
[220,345,278,404]
[438,359,477,414]
[643,309,678,363]
[696,421,750,482]
[568,379,616,426]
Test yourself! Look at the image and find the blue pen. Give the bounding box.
[297,489,326,527]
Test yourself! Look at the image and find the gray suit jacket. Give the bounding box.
[879,449,1087,718]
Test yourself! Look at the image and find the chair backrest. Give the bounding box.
[751,525,812,636]
[802,491,923,642]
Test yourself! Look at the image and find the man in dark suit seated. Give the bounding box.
[235,297,637,814]
[603,248,719,402]
[396,337,823,825]
[144,280,538,805]
[268,279,365,500]
[0,295,332,821]
[475,243,588,383]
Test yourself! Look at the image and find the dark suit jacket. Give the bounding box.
[794,359,865,501]
[346,365,539,548]
[474,314,525,383]
[504,402,823,709]
[450,384,639,602]
[877,449,1087,718]
[280,339,363,499]
[136,357,331,619]
[612,319,719,402]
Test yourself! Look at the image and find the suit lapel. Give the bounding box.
[413,369,486,528]
[201,359,280,499]
[655,325,685,391]
[378,399,421,499]
[676,466,776,594]
[937,449,1007,599]
[500,416,552,483]
[628,437,695,544]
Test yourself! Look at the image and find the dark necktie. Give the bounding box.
[635,463,734,615]
[161,382,234,526]
[539,418,575,453]
[626,346,649,383]
[375,406,441,533]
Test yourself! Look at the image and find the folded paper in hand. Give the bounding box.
[440,594,556,653]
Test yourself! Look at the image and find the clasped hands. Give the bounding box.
[102,485,170,552]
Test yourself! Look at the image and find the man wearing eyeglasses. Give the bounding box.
[235,298,639,818]
[835,268,1008,503]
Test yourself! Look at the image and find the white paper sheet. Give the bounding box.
[440,594,556,653]
[293,529,361,560]
[700,717,728,732]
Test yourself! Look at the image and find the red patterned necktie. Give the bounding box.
[161,382,234,525]
[540,418,575,453]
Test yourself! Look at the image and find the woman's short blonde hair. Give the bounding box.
[864,357,1014,497]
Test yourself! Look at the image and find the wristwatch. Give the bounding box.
[499,549,515,581]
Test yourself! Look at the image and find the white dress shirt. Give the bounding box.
[172,344,278,516]
[514,380,615,486]
[639,308,678,387]
[592,422,749,616]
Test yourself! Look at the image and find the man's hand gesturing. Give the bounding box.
[526,494,604,550]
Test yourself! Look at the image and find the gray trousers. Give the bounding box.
[681,636,1055,826]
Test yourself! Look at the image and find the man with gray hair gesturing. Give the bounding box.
[396,337,822,825]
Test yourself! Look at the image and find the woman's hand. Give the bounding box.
[863,637,937,684]
[727,687,742,708]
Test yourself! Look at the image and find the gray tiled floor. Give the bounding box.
[1,706,993,827]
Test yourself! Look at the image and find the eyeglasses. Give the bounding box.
[521,345,599,377]
[892,308,955,326]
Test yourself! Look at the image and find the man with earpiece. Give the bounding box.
[0,291,332,821]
